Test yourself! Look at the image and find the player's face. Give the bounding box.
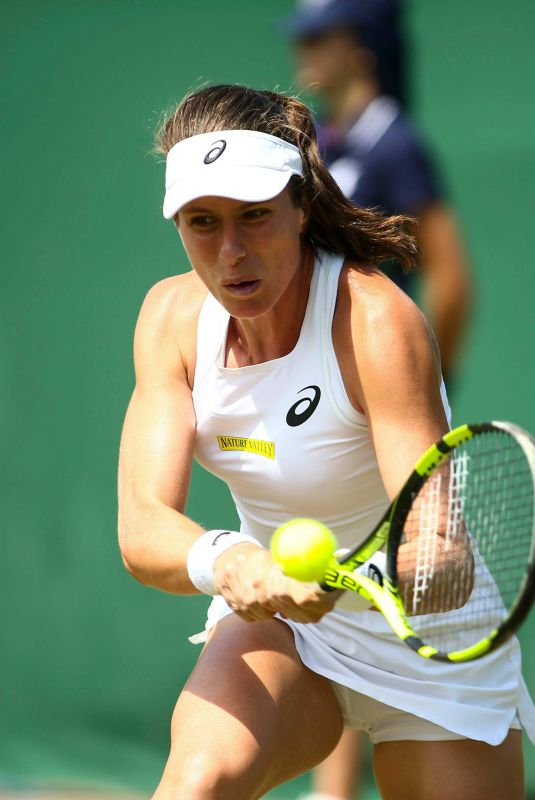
[177,186,307,319]
[294,29,363,94]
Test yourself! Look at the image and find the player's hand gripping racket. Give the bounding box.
[272,422,535,662]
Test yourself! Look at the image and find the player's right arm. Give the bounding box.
[118,274,338,619]
[118,274,207,594]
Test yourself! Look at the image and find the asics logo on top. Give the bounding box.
[204,140,227,164]
[286,385,321,427]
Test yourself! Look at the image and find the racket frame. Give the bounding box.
[322,421,535,662]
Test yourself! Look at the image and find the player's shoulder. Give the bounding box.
[137,270,208,335]
[133,270,209,385]
[339,261,420,321]
[337,263,440,367]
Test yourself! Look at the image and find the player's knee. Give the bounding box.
[154,750,259,800]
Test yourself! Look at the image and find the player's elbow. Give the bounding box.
[118,518,149,585]
[119,542,138,579]
[119,542,155,587]
[436,538,476,612]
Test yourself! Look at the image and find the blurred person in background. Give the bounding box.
[285,0,472,392]
[284,1,473,798]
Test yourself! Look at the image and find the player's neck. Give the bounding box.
[225,247,315,367]
[325,79,379,132]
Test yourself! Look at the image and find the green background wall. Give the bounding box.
[1,1,534,797]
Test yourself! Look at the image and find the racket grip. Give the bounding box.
[320,554,344,592]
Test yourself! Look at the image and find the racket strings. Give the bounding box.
[396,430,535,653]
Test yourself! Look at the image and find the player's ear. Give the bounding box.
[299,205,309,236]
[287,176,310,235]
[295,195,310,235]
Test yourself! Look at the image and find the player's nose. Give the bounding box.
[219,222,246,268]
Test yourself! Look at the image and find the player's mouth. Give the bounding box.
[222,278,261,296]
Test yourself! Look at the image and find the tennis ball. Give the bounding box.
[270,518,337,583]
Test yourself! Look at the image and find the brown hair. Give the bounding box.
[155,84,418,271]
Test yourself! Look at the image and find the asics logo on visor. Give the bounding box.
[203,139,227,164]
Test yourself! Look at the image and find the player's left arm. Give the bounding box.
[334,268,449,499]
[334,270,461,600]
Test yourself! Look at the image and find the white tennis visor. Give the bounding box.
[162,129,304,219]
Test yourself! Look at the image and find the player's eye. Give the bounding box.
[243,207,270,221]
[189,215,217,228]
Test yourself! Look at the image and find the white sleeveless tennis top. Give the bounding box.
[192,249,535,745]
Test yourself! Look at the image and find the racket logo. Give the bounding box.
[286,385,321,427]
[204,139,227,164]
[368,563,384,586]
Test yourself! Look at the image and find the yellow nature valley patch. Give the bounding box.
[217,435,275,460]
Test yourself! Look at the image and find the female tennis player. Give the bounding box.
[117,84,534,799]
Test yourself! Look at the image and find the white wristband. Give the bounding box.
[186,530,261,595]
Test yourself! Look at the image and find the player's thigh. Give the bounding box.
[160,615,343,793]
[373,729,524,800]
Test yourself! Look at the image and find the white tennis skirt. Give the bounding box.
[190,596,535,747]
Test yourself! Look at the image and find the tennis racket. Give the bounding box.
[305,421,535,662]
